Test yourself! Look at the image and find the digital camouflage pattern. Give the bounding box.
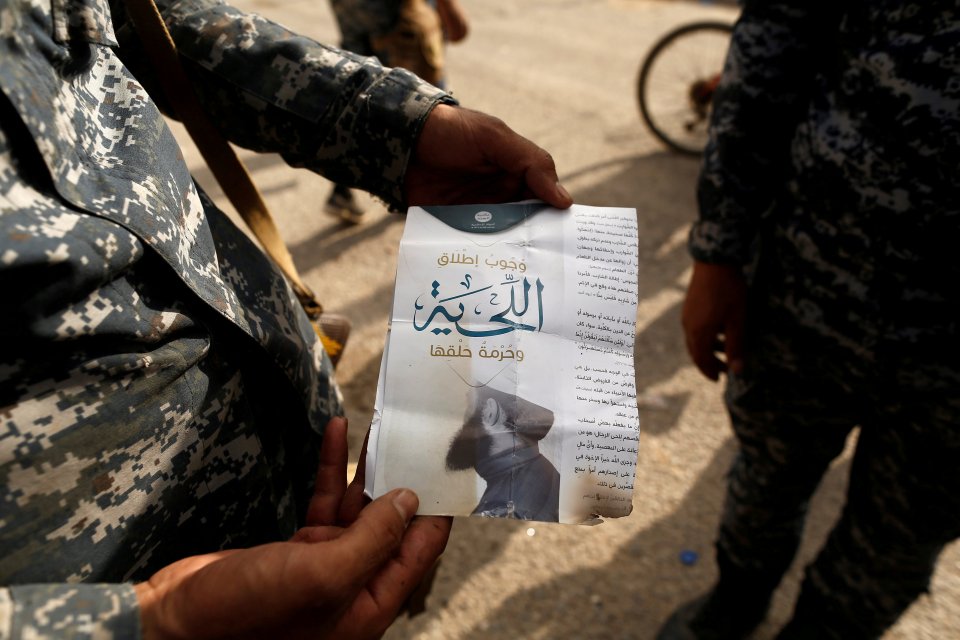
[0,0,452,636]
[328,0,445,87]
[691,2,960,637]
[328,0,402,55]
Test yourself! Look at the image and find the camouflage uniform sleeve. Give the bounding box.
[1,585,139,638]
[690,2,827,264]
[109,0,455,210]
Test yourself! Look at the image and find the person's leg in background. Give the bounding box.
[324,0,456,223]
[325,182,366,224]
[779,363,960,639]
[371,0,445,88]
[324,0,400,224]
[658,320,861,640]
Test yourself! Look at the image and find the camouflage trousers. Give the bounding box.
[717,298,960,638]
[331,0,445,87]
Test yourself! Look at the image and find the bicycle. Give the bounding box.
[637,21,734,156]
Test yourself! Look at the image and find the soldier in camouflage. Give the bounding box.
[327,0,468,82]
[0,0,572,636]
[324,0,469,222]
[660,2,960,639]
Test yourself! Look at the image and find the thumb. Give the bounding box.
[331,489,420,588]
[480,115,572,209]
[516,147,571,209]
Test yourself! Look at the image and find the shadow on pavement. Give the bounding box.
[289,211,405,273]
[449,441,850,640]
[457,438,739,639]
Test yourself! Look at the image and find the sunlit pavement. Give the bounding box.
[171,1,960,637]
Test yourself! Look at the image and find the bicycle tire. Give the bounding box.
[637,21,734,156]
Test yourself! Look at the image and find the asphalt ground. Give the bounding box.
[170,1,960,637]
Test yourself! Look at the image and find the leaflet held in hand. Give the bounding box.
[365,202,639,524]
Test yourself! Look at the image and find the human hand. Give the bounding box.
[405,104,573,210]
[437,0,469,42]
[135,418,451,640]
[681,261,747,381]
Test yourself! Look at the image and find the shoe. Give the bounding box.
[656,587,770,640]
[313,313,351,368]
[324,189,366,224]
[776,584,851,640]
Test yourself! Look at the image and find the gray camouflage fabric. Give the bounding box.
[0,0,453,636]
[692,1,960,637]
[327,0,444,85]
[327,0,441,53]
[328,0,402,55]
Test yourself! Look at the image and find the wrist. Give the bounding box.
[135,581,169,640]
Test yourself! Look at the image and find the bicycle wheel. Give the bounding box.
[637,21,734,156]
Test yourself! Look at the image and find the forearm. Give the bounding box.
[692,2,830,264]
[2,585,140,639]
[111,0,454,208]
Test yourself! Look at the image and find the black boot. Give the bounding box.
[324,184,365,224]
[656,588,771,640]
[776,583,864,640]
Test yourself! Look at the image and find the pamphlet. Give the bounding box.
[365,203,639,524]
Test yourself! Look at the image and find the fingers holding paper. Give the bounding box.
[135,418,451,639]
[300,417,373,529]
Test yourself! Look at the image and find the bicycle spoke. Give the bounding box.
[636,21,733,155]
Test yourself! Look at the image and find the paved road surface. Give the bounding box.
[170,1,960,637]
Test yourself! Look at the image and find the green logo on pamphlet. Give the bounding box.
[421,203,551,233]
